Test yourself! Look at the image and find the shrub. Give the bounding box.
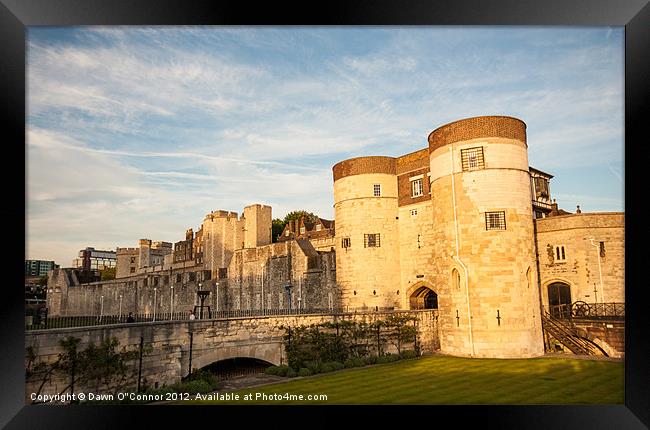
[187,368,219,389]
[328,361,345,371]
[298,367,313,377]
[265,365,289,377]
[377,353,399,364]
[303,360,320,374]
[178,380,213,394]
[400,350,418,360]
[344,358,356,368]
[286,368,298,378]
[364,355,378,365]
[319,363,334,373]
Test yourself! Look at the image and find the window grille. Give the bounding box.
[485,211,506,230]
[410,209,418,217]
[341,237,351,248]
[373,184,382,197]
[461,147,485,171]
[364,233,381,248]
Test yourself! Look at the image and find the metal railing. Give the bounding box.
[25,308,346,330]
[545,302,625,320]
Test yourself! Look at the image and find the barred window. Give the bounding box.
[411,178,423,197]
[373,184,382,197]
[189,272,196,282]
[364,233,381,248]
[130,267,135,273]
[341,237,351,248]
[218,268,228,279]
[461,147,485,171]
[410,209,418,217]
[176,273,182,283]
[485,211,506,230]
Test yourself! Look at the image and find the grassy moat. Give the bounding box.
[176,354,624,405]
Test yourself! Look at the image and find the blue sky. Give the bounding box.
[26,27,624,265]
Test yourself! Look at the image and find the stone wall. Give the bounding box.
[47,238,338,317]
[25,310,438,403]
[334,172,401,310]
[428,126,544,358]
[535,212,625,306]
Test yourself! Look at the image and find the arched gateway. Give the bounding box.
[409,285,438,310]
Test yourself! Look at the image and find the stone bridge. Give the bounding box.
[26,310,438,400]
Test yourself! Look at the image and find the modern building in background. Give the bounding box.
[25,260,59,277]
[72,247,117,271]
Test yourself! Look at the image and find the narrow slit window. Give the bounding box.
[341,237,351,249]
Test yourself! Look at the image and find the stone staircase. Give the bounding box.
[541,311,605,356]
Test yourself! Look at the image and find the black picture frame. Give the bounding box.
[2,0,647,428]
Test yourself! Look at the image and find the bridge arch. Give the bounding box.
[407,281,438,310]
[185,342,283,377]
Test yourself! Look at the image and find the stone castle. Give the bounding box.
[47,115,624,359]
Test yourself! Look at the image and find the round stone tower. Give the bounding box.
[333,156,401,311]
[428,116,544,358]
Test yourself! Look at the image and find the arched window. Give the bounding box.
[452,268,461,290]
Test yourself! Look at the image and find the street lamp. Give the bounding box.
[215,282,220,313]
[284,281,293,311]
[118,294,123,320]
[170,285,174,320]
[589,239,605,304]
[260,263,265,314]
[99,295,104,323]
[153,288,157,322]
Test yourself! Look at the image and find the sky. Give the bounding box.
[26,27,624,266]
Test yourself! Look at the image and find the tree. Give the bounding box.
[26,336,145,404]
[271,210,320,243]
[283,210,318,225]
[272,219,285,243]
[100,267,116,281]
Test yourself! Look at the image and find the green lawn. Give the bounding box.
[179,355,624,405]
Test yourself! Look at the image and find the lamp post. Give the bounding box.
[589,239,605,304]
[215,282,219,313]
[260,263,265,314]
[153,288,157,322]
[284,281,293,311]
[170,285,174,320]
[99,295,104,323]
[197,287,210,320]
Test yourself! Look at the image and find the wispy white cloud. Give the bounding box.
[26,27,624,265]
